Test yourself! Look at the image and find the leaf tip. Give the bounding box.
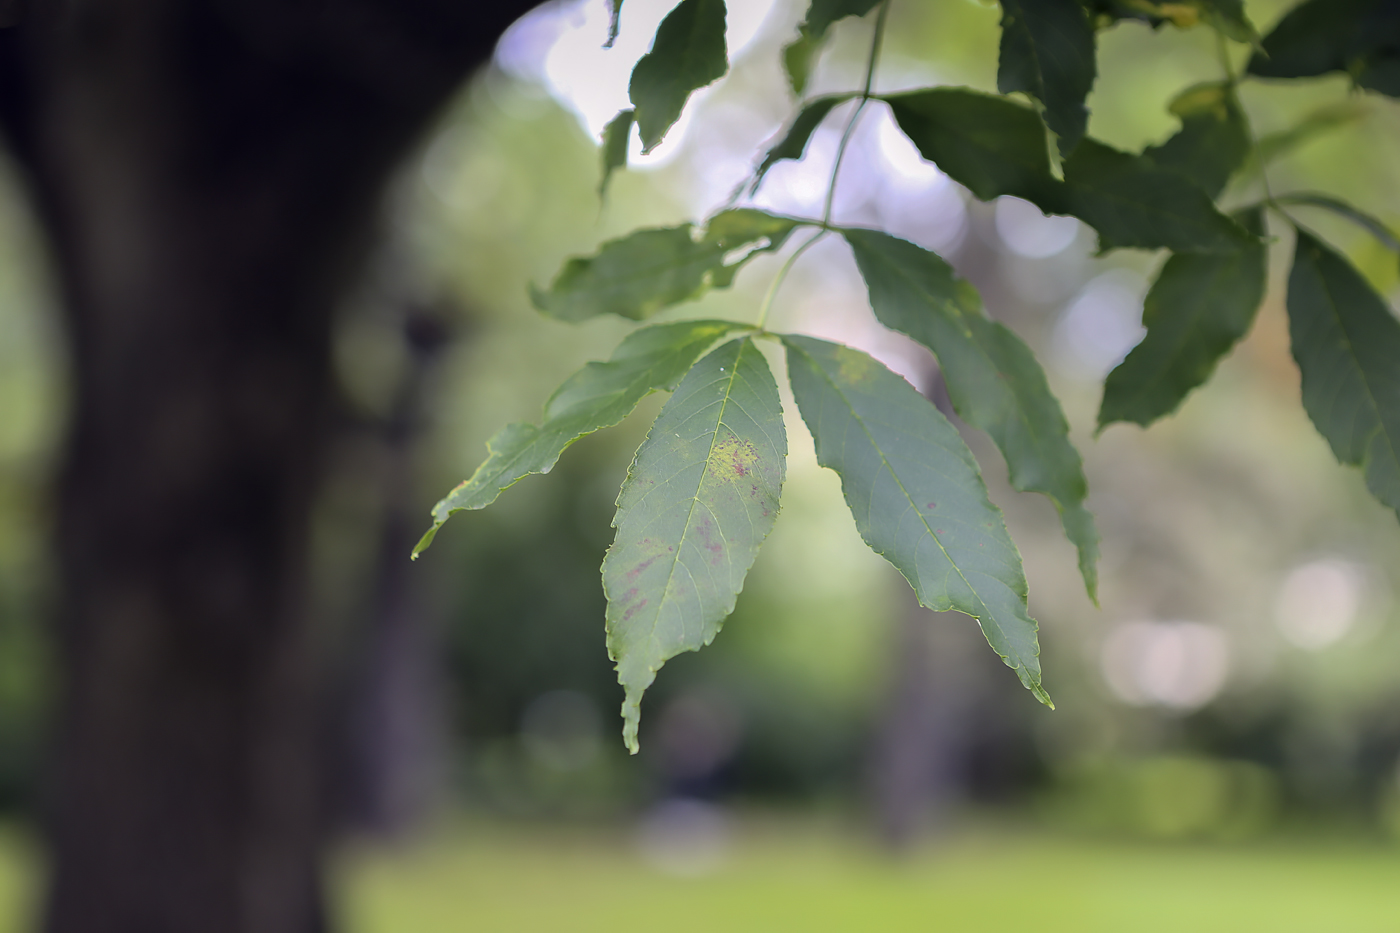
[411,524,441,560]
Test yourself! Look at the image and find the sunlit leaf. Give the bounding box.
[629,0,728,152]
[1249,100,1369,171]
[1060,138,1255,253]
[412,320,750,556]
[783,0,884,95]
[531,209,803,323]
[1287,228,1400,517]
[997,0,1097,155]
[605,337,787,751]
[599,108,635,198]
[1247,0,1400,98]
[842,227,1100,600]
[1276,193,1400,254]
[884,88,1254,253]
[1142,82,1249,198]
[752,94,855,192]
[782,334,1051,706]
[1099,207,1267,429]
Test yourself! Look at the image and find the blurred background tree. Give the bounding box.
[1,1,1400,932]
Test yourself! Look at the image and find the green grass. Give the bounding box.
[341,817,1400,933]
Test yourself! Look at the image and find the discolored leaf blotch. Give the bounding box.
[1287,228,1400,518]
[842,228,1099,600]
[531,209,803,323]
[997,0,1097,155]
[413,319,751,557]
[605,337,787,751]
[1099,207,1267,429]
[629,0,728,152]
[782,334,1051,706]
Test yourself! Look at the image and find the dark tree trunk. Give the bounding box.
[0,1,539,930]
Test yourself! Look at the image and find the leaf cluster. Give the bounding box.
[418,0,1400,750]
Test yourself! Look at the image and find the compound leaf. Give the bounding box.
[783,0,883,94]
[1099,207,1267,429]
[782,334,1051,706]
[531,209,803,323]
[753,94,855,192]
[599,108,635,198]
[842,228,1099,601]
[629,0,728,152]
[1288,228,1400,517]
[413,319,750,556]
[1143,82,1249,199]
[605,337,787,751]
[997,0,1097,155]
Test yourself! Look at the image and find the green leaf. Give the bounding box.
[1275,193,1400,254]
[1060,137,1255,253]
[997,0,1097,155]
[629,0,728,152]
[1083,0,1256,40]
[752,94,856,192]
[883,88,1063,204]
[531,209,803,323]
[1247,0,1400,98]
[841,228,1100,601]
[606,0,624,48]
[1250,100,1369,171]
[1142,82,1249,199]
[782,0,884,95]
[1099,207,1267,429]
[605,337,787,751]
[884,89,1254,253]
[412,319,750,557]
[1288,228,1400,517]
[1196,0,1259,45]
[599,108,635,198]
[782,334,1051,706]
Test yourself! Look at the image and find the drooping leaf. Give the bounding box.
[606,0,624,48]
[782,0,884,95]
[1275,193,1400,254]
[842,228,1100,601]
[752,94,855,192]
[997,0,1097,155]
[1099,207,1267,429]
[599,108,635,198]
[412,319,750,556]
[1060,137,1255,253]
[1247,0,1400,98]
[629,0,728,152]
[1287,228,1400,517]
[782,334,1051,706]
[1142,81,1249,198]
[883,88,1063,204]
[884,89,1254,254]
[605,337,787,751]
[531,209,803,323]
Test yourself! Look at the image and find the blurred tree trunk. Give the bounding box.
[0,2,538,930]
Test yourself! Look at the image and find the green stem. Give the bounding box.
[755,230,826,331]
[821,0,890,225]
[1218,30,1277,209]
